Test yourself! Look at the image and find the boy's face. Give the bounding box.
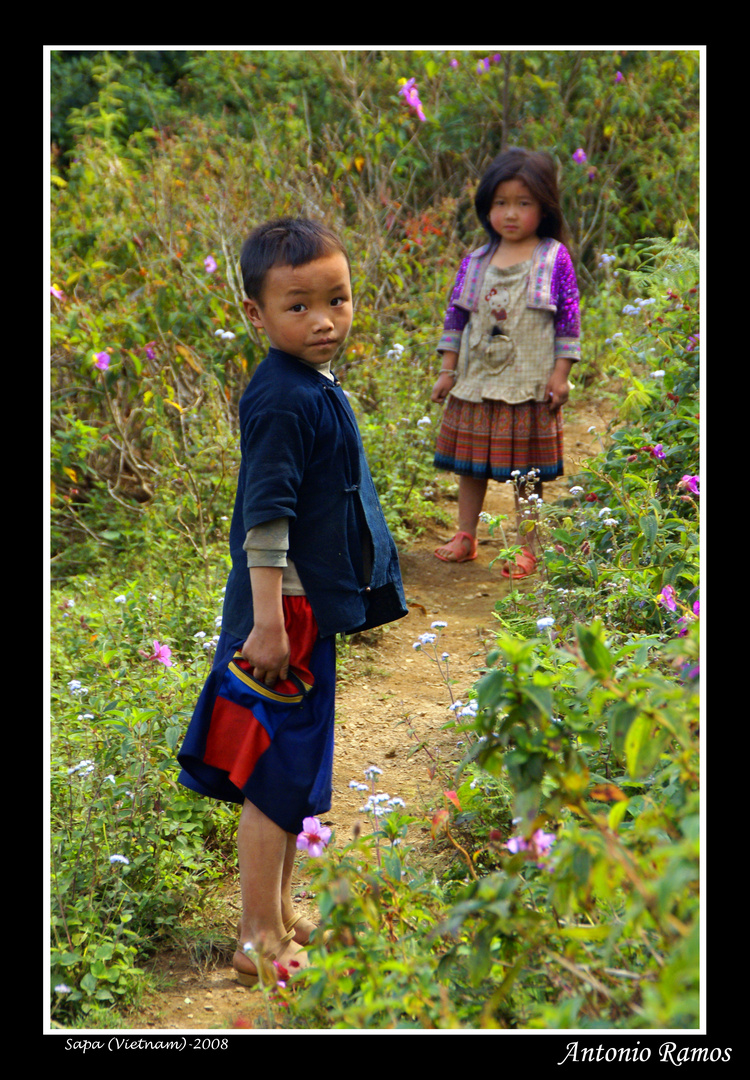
[244,252,353,367]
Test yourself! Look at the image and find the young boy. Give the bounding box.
[177,218,407,985]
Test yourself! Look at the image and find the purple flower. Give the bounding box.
[658,585,677,612]
[650,443,666,460]
[686,333,699,351]
[398,78,426,122]
[506,829,556,866]
[94,352,110,371]
[450,58,459,69]
[296,816,331,857]
[204,255,217,273]
[679,474,699,496]
[572,148,587,164]
[615,71,624,83]
[477,57,490,74]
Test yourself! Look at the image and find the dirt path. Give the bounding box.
[129,398,609,1031]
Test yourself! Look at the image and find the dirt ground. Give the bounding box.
[124,398,610,1032]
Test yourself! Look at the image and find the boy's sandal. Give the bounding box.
[234,928,297,988]
[434,531,478,563]
[285,912,331,946]
[501,547,537,580]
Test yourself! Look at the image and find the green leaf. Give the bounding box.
[624,713,652,778]
[639,513,658,548]
[575,624,613,680]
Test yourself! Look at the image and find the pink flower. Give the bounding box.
[572,148,587,163]
[658,585,677,612]
[149,640,173,667]
[94,352,110,371]
[204,255,217,273]
[296,816,331,857]
[51,284,66,300]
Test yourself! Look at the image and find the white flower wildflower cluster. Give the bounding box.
[194,630,220,651]
[597,506,619,528]
[413,632,436,649]
[413,620,448,651]
[622,297,656,315]
[351,767,406,820]
[449,699,479,719]
[215,328,236,341]
[67,679,88,696]
[386,343,405,359]
[359,792,407,817]
[598,252,616,267]
[67,759,95,777]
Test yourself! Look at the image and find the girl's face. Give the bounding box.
[488,178,543,246]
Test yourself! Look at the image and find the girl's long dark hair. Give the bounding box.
[474,148,570,248]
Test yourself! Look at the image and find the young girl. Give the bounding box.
[431,148,581,577]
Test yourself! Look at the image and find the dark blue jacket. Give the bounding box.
[221,348,408,640]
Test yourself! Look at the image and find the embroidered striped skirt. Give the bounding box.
[434,396,564,483]
[177,596,336,835]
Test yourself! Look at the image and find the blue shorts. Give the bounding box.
[177,597,336,834]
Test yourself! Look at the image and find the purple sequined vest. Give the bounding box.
[438,238,581,361]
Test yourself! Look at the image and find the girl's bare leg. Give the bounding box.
[435,475,488,561]
[514,480,544,556]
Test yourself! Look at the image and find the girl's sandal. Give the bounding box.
[434,531,478,563]
[234,928,297,988]
[501,547,537,580]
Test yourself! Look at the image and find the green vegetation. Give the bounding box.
[49,48,700,1029]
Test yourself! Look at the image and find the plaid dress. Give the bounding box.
[434,260,564,482]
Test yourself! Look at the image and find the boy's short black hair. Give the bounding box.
[240,217,350,303]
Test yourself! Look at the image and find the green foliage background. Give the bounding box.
[49,48,700,1030]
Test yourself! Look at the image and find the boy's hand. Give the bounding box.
[242,622,290,687]
[244,565,289,686]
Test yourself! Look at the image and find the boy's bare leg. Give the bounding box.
[234,799,308,974]
[280,834,317,944]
